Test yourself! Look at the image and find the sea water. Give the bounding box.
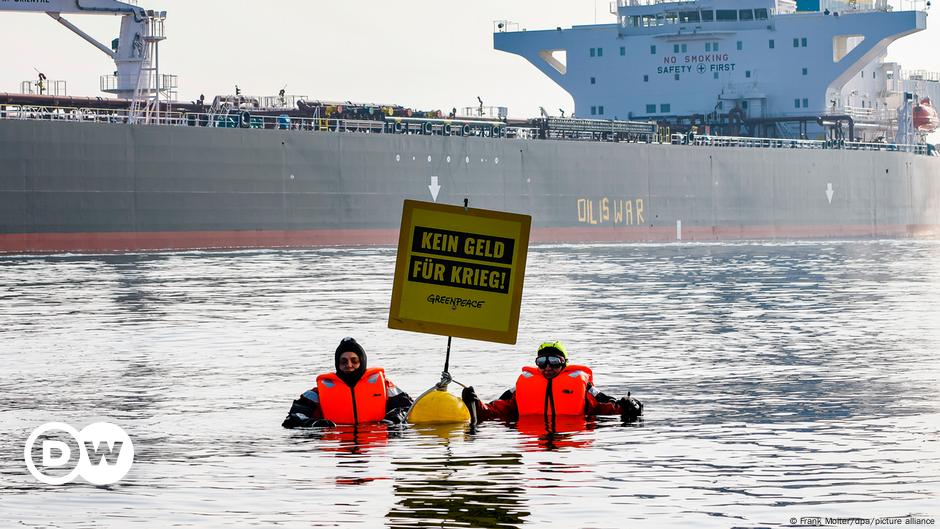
[1,241,938,528]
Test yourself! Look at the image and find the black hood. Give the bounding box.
[335,337,367,387]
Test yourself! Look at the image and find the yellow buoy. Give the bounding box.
[406,387,471,424]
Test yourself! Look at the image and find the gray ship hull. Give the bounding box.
[2,119,939,253]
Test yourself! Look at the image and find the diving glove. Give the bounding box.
[461,386,480,411]
[618,395,643,423]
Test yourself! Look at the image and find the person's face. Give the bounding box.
[535,355,565,379]
[338,351,361,373]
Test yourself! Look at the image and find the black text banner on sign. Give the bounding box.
[388,200,531,344]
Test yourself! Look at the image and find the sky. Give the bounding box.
[1,0,939,124]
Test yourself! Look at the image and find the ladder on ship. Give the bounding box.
[129,12,167,124]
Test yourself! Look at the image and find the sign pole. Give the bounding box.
[444,336,452,374]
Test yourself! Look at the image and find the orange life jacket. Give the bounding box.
[515,364,593,417]
[316,367,388,425]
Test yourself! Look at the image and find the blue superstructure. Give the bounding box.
[494,0,927,140]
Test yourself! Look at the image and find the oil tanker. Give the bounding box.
[1,0,939,253]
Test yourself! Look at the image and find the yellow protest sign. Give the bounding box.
[388,200,531,344]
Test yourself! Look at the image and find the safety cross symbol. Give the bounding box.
[697,64,707,74]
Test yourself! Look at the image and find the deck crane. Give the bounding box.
[0,0,173,122]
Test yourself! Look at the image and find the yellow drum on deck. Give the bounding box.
[406,387,471,424]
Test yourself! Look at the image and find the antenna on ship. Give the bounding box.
[477,96,484,117]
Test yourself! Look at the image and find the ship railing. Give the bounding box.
[505,126,540,139]
[0,104,503,137]
[0,105,187,125]
[20,79,68,97]
[839,106,893,122]
[691,134,929,154]
[1,105,931,154]
[182,112,388,133]
[818,0,893,13]
[260,95,309,110]
[902,69,940,83]
[460,105,508,120]
[615,0,696,7]
[493,20,520,33]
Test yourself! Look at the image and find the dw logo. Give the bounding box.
[24,422,135,485]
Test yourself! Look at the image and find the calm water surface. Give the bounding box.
[1,241,939,528]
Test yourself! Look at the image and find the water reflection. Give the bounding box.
[299,424,394,455]
[388,432,529,529]
[513,416,595,451]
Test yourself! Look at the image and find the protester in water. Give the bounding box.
[461,341,643,424]
[281,337,413,428]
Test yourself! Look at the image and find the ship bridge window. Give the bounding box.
[701,10,714,22]
[739,10,754,21]
[755,9,769,20]
[646,104,656,113]
[664,12,678,24]
[679,11,700,23]
[716,10,737,21]
[641,15,657,27]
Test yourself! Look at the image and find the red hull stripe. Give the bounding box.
[1,225,938,254]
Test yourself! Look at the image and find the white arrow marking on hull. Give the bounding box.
[826,183,834,204]
[429,176,441,202]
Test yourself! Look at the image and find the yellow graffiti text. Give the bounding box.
[577,198,645,226]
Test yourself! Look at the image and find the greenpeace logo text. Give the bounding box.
[24,422,135,485]
[426,294,486,310]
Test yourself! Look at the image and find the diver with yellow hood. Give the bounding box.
[460,341,643,423]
